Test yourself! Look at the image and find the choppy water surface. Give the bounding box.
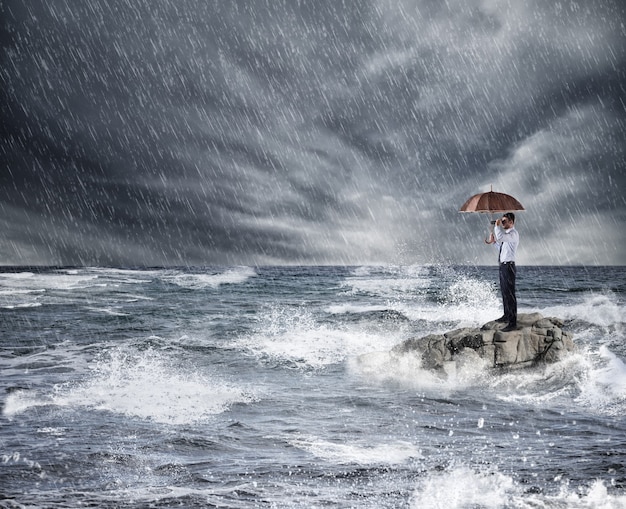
[1,265,625,508]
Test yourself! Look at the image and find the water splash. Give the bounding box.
[539,292,625,329]
[410,465,626,509]
[575,345,626,416]
[238,304,399,369]
[4,348,255,425]
[440,275,501,325]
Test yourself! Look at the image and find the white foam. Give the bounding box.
[575,345,626,416]
[36,427,67,436]
[0,272,36,280]
[468,345,626,416]
[3,391,52,418]
[0,288,43,296]
[0,272,100,291]
[538,292,625,328]
[396,276,501,327]
[350,350,437,389]
[3,349,255,425]
[122,293,154,301]
[325,303,391,314]
[0,269,159,297]
[238,305,399,369]
[341,266,431,297]
[411,465,626,509]
[84,306,129,316]
[411,465,515,509]
[442,276,500,322]
[350,348,491,395]
[351,266,373,276]
[95,485,262,507]
[352,335,626,415]
[89,268,162,277]
[164,267,256,289]
[2,302,42,309]
[341,269,501,328]
[289,435,422,465]
[341,274,429,299]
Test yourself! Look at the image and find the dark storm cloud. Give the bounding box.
[1,0,624,265]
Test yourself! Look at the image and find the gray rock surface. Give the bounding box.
[391,313,575,371]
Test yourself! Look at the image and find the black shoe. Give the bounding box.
[495,316,507,323]
[501,324,517,332]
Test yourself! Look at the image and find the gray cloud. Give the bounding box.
[1,0,624,266]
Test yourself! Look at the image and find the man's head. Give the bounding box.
[501,212,515,228]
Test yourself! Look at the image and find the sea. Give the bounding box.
[1,265,624,508]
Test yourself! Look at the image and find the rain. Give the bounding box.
[1,0,625,266]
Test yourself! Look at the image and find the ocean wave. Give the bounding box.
[340,274,430,298]
[443,275,499,310]
[340,268,502,329]
[434,275,501,326]
[0,271,101,291]
[410,465,626,509]
[349,347,492,395]
[575,345,626,416]
[341,265,431,297]
[237,305,402,369]
[3,348,255,425]
[537,292,625,328]
[480,345,626,417]
[163,266,256,289]
[325,304,411,323]
[84,306,129,316]
[325,303,393,315]
[351,333,626,418]
[1,301,42,309]
[0,271,36,280]
[88,267,162,277]
[0,269,149,296]
[289,435,422,465]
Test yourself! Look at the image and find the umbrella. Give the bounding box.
[459,188,525,214]
[459,187,524,242]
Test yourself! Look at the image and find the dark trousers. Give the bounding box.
[499,262,517,325]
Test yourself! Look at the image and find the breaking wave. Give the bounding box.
[163,266,256,289]
[3,348,255,425]
[410,465,626,509]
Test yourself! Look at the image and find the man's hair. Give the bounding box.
[503,212,515,222]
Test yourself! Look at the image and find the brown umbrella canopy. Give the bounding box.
[459,190,525,214]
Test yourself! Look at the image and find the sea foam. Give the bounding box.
[341,268,502,329]
[538,292,625,328]
[576,345,626,416]
[410,465,626,509]
[163,266,256,289]
[289,435,422,465]
[3,348,255,425]
[239,305,400,369]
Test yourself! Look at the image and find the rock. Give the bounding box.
[390,313,575,372]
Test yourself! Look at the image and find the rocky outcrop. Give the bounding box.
[391,313,575,371]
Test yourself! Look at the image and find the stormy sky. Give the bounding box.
[1,0,624,266]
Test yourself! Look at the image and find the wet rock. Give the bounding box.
[391,313,575,371]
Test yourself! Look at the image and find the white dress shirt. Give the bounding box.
[494,225,519,263]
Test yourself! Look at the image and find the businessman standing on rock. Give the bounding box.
[486,212,519,332]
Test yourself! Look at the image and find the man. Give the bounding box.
[486,212,519,331]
